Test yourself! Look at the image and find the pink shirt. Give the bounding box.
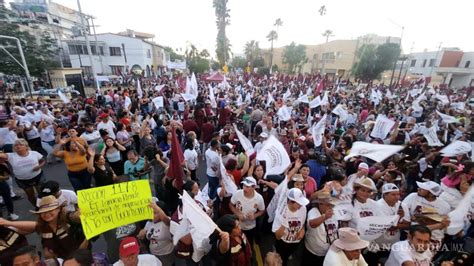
[304,177,317,198]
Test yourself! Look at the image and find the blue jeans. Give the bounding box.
[0,181,14,214]
[207,175,219,200]
[68,169,92,192]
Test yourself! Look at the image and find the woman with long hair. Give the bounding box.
[439,161,474,210]
[87,148,117,187]
[101,137,126,176]
[53,138,91,192]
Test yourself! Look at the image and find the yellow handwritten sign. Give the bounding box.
[78,180,153,239]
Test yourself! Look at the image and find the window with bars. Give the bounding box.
[109,47,122,56]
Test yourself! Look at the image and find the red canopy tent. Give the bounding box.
[206,72,225,82]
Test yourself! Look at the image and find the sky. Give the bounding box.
[14,0,474,58]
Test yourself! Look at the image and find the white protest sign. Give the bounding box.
[423,127,444,147]
[370,115,396,140]
[297,94,309,104]
[124,96,131,109]
[357,215,399,241]
[267,178,288,222]
[309,95,321,108]
[447,187,474,235]
[436,111,459,124]
[256,135,291,176]
[321,91,329,106]
[277,105,292,121]
[233,124,255,156]
[180,93,196,102]
[219,157,238,195]
[345,141,404,162]
[440,141,472,157]
[283,89,291,101]
[266,91,275,107]
[435,94,450,105]
[311,114,327,147]
[208,84,217,108]
[332,104,348,121]
[152,96,164,109]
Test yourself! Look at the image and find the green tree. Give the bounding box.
[188,57,209,74]
[244,40,262,68]
[231,56,247,69]
[0,8,59,77]
[352,42,401,81]
[213,0,231,66]
[164,46,184,61]
[267,30,278,71]
[282,42,307,74]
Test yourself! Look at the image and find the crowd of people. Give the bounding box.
[0,72,472,266]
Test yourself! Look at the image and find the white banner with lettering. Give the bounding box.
[309,95,322,108]
[233,124,255,156]
[277,105,292,121]
[370,115,395,140]
[357,215,399,241]
[436,111,459,124]
[440,141,472,157]
[256,135,291,176]
[219,157,238,195]
[152,96,164,109]
[332,104,348,121]
[311,114,327,147]
[345,141,405,162]
[423,127,444,147]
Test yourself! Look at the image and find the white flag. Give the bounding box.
[277,105,292,121]
[332,104,348,121]
[181,191,217,249]
[345,141,404,162]
[436,111,459,124]
[180,93,196,102]
[136,79,143,98]
[267,178,289,222]
[321,91,329,106]
[266,92,275,107]
[309,95,322,108]
[236,93,243,106]
[423,127,444,147]
[247,79,253,87]
[370,115,396,140]
[357,215,399,241]
[190,73,199,98]
[447,187,474,235]
[152,96,164,109]
[440,141,472,157]
[185,76,192,94]
[208,84,217,108]
[219,157,238,195]
[124,96,131,109]
[283,89,291,101]
[386,89,393,99]
[311,114,327,147]
[58,90,70,103]
[233,124,255,156]
[256,135,291,176]
[451,102,465,111]
[435,94,450,105]
[297,94,309,104]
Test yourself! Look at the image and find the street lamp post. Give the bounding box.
[76,0,98,89]
[0,35,33,97]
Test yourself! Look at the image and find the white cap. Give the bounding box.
[358,162,369,170]
[241,176,257,187]
[225,143,233,150]
[382,183,399,194]
[259,132,268,138]
[287,188,309,206]
[26,106,34,110]
[416,181,442,196]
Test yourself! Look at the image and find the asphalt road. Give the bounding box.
[4,156,291,265]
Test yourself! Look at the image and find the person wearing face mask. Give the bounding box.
[323,227,369,266]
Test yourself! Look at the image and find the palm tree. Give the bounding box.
[213,0,231,66]
[185,44,199,61]
[274,18,283,33]
[200,49,210,58]
[322,29,334,43]
[244,40,260,68]
[267,30,278,72]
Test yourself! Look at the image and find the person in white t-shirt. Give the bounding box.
[205,139,221,200]
[113,236,161,266]
[230,176,265,245]
[97,114,116,139]
[303,191,340,266]
[402,181,451,250]
[183,139,199,181]
[342,177,378,229]
[80,122,101,147]
[385,225,433,266]
[323,227,369,266]
[37,180,77,212]
[138,200,174,266]
[272,188,309,266]
[366,183,411,265]
[344,163,369,195]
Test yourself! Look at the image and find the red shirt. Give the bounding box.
[201,122,215,143]
[183,119,199,134]
[304,176,317,198]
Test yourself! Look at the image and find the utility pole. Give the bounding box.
[402,42,415,82]
[389,26,404,88]
[429,42,443,78]
[89,16,104,74]
[76,0,97,89]
[0,35,33,97]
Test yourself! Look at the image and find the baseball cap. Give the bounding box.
[291,174,305,182]
[259,132,268,138]
[287,188,309,206]
[358,162,369,170]
[416,181,442,196]
[100,113,109,119]
[119,237,139,257]
[241,176,257,187]
[382,183,399,194]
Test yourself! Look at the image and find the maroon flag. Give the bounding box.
[167,128,185,191]
[316,79,325,94]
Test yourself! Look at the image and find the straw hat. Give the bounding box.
[30,195,63,214]
[353,178,377,191]
[333,228,369,251]
[310,191,340,205]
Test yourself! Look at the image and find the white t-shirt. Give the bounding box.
[305,208,339,256]
[323,246,368,266]
[402,192,451,244]
[372,199,410,250]
[439,183,463,210]
[144,221,174,256]
[184,149,198,170]
[272,205,307,243]
[346,198,378,229]
[0,128,17,146]
[230,190,265,230]
[205,149,220,177]
[97,120,116,139]
[113,254,161,266]
[7,151,43,180]
[385,240,432,266]
[25,111,42,124]
[21,120,40,140]
[36,189,77,212]
[81,130,101,145]
[39,125,55,142]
